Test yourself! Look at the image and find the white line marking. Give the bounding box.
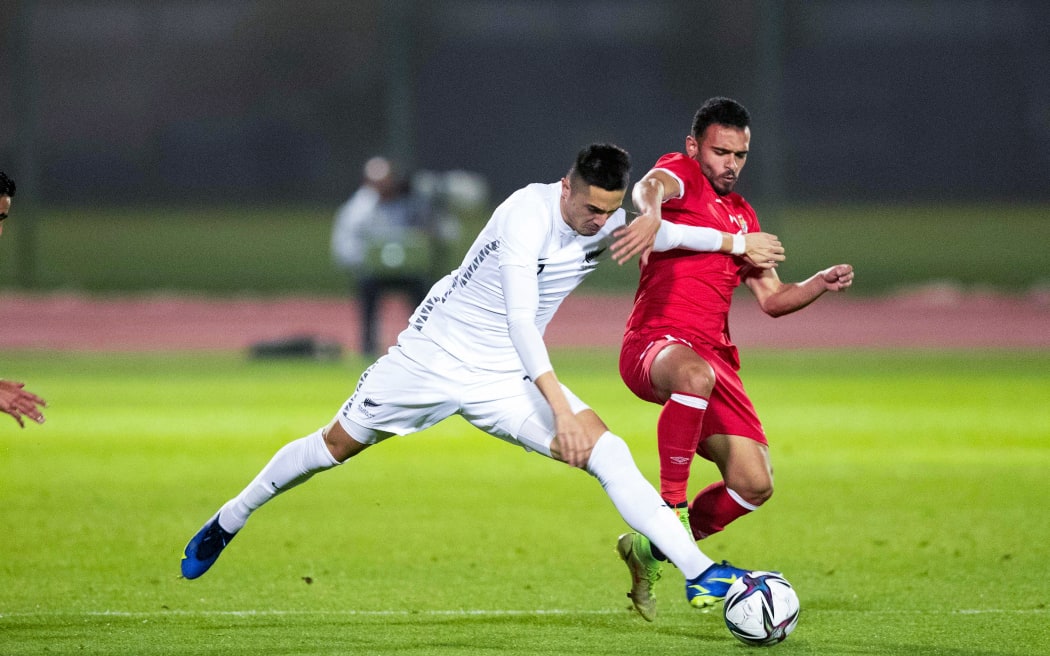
[1,609,626,619]
[0,608,1045,620]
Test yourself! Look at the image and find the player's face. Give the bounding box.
[559,178,624,236]
[0,195,10,237]
[688,124,750,196]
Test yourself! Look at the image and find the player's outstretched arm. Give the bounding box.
[0,379,47,428]
[744,264,854,317]
[643,222,785,268]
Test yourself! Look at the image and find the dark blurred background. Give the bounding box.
[1,0,1048,294]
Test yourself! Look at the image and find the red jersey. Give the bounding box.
[623,152,760,368]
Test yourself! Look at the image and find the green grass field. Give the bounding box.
[1,348,1048,655]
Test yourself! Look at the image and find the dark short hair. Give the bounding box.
[691,97,751,139]
[568,143,631,191]
[0,171,15,197]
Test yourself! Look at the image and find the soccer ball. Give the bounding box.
[722,571,800,646]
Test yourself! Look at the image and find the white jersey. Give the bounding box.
[402,182,624,374]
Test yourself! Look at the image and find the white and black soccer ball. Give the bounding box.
[722,571,800,646]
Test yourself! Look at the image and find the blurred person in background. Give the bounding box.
[0,171,47,427]
[331,156,453,357]
[615,97,852,619]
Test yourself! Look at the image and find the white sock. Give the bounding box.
[586,431,714,579]
[217,429,340,533]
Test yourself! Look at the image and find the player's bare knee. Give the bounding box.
[680,361,716,395]
[726,474,773,507]
[740,481,773,506]
[754,484,774,505]
[323,421,368,462]
[654,346,716,397]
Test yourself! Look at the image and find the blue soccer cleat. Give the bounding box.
[180,513,237,579]
[686,560,748,610]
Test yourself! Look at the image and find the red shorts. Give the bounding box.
[619,332,766,457]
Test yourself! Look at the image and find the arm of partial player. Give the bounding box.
[0,379,47,428]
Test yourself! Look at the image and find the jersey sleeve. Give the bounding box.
[496,188,550,269]
[501,264,553,380]
[493,187,555,380]
[652,152,694,201]
[652,221,723,253]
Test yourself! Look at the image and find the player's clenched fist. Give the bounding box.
[818,264,854,291]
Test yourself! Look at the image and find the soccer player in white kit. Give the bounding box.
[180,144,783,616]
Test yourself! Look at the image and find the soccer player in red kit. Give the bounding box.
[616,97,854,620]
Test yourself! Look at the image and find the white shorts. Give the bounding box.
[335,330,590,458]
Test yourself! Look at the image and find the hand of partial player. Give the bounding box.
[0,379,47,428]
[819,264,854,291]
[611,213,660,265]
[741,232,786,269]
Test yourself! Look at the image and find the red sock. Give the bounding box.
[690,481,758,539]
[657,392,708,506]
